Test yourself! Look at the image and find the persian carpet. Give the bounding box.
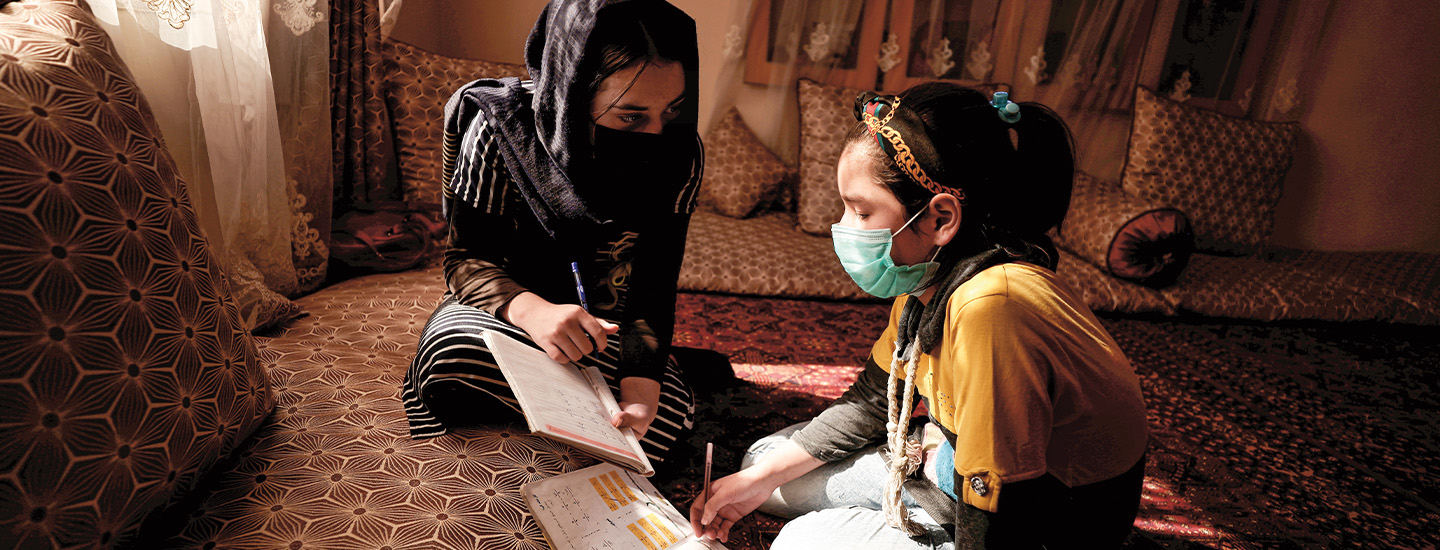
[662,293,1440,550]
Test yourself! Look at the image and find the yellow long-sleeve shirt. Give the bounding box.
[870,262,1148,513]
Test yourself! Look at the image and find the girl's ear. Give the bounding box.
[925,193,963,248]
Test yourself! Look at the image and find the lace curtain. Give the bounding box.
[87,0,333,312]
[714,0,1330,178]
[707,0,873,166]
[1008,0,1153,180]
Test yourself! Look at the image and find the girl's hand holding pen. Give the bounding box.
[502,291,619,362]
[688,468,776,543]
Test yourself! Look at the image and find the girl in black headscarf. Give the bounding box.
[402,0,703,471]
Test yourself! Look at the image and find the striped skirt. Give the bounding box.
[403,296,696,465]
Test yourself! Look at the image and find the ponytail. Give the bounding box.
[994,100,1075,239]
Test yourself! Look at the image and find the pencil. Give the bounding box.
[702,442,713,512]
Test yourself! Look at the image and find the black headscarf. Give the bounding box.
[442,0,702,242]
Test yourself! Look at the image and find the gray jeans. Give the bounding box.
[744,422,955,550]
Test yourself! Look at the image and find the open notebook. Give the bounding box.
[482,330,655,476]
[522,463,727,550]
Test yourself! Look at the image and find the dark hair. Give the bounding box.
[585,10,695,123]
[843,82,1075,281]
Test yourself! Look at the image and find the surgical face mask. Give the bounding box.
[831,208,941,299]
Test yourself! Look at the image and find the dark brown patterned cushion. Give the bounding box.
[0,1,273,546]
[1122,86,1299,255]
[699,108,794,218]
[1056,171,1194,286]
[382,38,527,208]
[795,78,864,236]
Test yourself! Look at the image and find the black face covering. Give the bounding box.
[443,0,700,241]
[584,124,692,224]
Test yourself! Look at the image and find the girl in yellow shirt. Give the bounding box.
[691,83,1148,549]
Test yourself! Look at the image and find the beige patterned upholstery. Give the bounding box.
[1122,86,1299,255]
[680,211,877,301]
[1159,251,1440,325]
[1056,171,1193,286]
[1260,248,1440,325]
[381,38,527,207]
[153,267,600,549]
[1055,244,1440,324]
[1163,254,1384,322]
[795,78,864,236]
[698,108,794,219]
[0,2,273,546]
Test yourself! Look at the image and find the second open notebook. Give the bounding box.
[523,463,728,550]
[482,330,655,476]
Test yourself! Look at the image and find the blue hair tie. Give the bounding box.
[991,91,1021,124]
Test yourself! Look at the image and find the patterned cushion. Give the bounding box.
[1259,248,1440,325]
[0,2,273,546]
[382,38,527,208]
[1160,251,1440,325]
[1162,254,1379,322]
[156,267,600,549]
[1055,242,1440,324]
[1122,86,1299,255]
[698,108,793,218]
[680,210,878,301]
[795,78,865,236]
[1056,171,1194,286]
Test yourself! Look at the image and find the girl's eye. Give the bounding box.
[619,114,642,124]
[665,103,682,114]
[856,213,869,221]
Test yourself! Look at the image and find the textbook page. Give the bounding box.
[482,330,653,476]
[522,463,727,550]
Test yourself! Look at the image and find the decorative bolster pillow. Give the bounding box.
[1057,172,1195,287]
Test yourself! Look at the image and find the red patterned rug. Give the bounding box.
[662,293,1440,550]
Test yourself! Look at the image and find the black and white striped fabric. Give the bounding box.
[444,110,515,217]
[402,296,696,464]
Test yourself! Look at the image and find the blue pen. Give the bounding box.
[570,261,589,312]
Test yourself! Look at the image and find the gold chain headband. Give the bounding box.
[859,97,966,203]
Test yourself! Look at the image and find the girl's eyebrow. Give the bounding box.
[840,194,869,205]
[613,93,686,112]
